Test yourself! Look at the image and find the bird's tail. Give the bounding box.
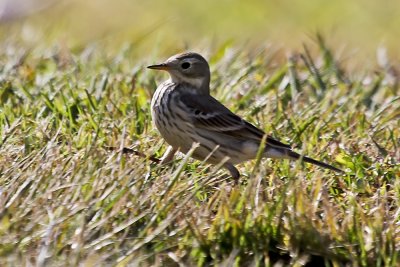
[286,150,344,173]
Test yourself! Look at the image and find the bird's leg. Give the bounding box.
[224,163,240,180]
[160,146,177,164]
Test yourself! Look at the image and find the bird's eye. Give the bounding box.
[181,62,191,69]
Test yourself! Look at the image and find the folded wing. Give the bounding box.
[179,93,292,150]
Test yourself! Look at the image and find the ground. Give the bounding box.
[0,36,399,266]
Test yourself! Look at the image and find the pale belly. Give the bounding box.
[151,83,260,165]
[151,100,194,154]
[153,106,259,164]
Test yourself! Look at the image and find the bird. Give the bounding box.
[148,52,343,179]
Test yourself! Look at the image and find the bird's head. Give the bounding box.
[148,52,211,94]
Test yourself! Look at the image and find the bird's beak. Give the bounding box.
[147,62,171,71]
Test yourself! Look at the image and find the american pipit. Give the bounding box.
[148,52,343,179]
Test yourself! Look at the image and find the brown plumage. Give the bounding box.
[148,52,343,179]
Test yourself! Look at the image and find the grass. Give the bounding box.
[0,36,399,266]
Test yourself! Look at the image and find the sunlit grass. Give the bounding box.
[2,0,400,63]
[0,36,399,266]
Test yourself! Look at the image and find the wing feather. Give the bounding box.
[179,93,292,149]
